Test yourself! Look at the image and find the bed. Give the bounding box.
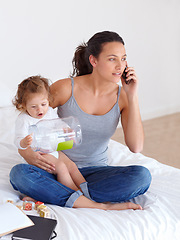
[0,87,180,240]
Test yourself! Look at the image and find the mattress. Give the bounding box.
[0,106,180,240]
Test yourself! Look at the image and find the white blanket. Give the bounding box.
[0,106,180,240]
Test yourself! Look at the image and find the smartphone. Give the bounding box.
[122,67,127,81]
[122,67,132,85]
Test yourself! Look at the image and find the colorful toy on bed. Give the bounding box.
[23,202,32,211]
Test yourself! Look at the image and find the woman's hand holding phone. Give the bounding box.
[121,64,139,99]
[122,64,134,85]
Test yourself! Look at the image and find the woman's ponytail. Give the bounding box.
[71,43,93,77]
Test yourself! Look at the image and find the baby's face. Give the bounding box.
[25,92,49,119]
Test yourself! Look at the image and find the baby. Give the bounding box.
[13,75,86,192]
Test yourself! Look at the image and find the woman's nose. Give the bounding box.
[115,61,122,70]
[116,63,122,70]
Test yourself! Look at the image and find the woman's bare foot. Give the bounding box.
[73,195,142,210]
[22,196,37,203]
[104,202,142,211]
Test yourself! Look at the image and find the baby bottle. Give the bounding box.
[29,117,82,153]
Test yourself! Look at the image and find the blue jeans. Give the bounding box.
[9,164,151,207]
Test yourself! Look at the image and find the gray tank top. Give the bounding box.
[57,77,121,168]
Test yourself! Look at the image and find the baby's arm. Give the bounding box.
[20,134,32,149]
[14,113,33,150]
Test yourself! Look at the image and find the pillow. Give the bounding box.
[0,82,15,107]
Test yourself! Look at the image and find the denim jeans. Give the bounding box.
[9,164,151,207]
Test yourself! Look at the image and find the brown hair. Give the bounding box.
[72,31,125,76]
[13,75,52,111]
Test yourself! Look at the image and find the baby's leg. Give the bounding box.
[44,153,79,191]
[58,152,86,188]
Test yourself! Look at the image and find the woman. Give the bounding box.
[10,31,151,210]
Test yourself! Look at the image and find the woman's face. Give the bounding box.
[92,41,127,83]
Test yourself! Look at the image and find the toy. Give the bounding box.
[23,202,32,211]
[39,208,50,218]
[35,201,44,210]
[37,204,47,213]
[29,117,82,153]
[16,200,51,218]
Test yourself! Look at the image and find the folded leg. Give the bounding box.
[80,165,152,203]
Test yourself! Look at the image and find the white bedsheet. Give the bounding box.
[0,106,180,240]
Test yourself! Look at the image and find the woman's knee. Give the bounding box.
[125,166,152,199]
[9,164,28,191]
[135,165,152,188]
[10,164,25,181]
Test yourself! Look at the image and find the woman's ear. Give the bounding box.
[89,55,97,67]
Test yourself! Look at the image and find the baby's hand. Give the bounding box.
[20,134,33,149]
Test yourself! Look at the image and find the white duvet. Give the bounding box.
[0,106,180,240]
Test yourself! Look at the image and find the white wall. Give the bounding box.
[0,0,180,120]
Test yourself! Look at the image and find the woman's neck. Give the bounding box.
[84,73,117,97]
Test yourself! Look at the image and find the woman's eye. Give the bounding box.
[122,57,127,61]
[109,58,115,61]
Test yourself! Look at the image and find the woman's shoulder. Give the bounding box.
[51,77,71,89]
[50,78,72,108]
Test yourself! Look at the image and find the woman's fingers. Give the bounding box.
[123,66,138,85]
[126,68,136,79]
[35,152,56,172]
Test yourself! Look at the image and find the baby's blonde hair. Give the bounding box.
[13,75,52,111]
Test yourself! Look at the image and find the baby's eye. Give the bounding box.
[31,106,36,109]
[42,103,47,107]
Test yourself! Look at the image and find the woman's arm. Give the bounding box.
[18,148,56,172]
[120,67,144,153]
